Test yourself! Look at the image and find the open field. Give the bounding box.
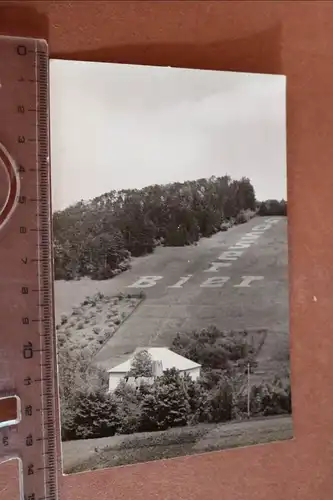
[62,414,293,473]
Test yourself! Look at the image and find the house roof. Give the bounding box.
[107,347,201,373]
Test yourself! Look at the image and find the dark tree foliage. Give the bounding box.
[208,379,234,423]
[258,199,287,216]
[182,372,211,424]
[58,344,110,440]
[127,350,154,378]
[249,377,292,416]
[113,381,144,435]
[171,326,254,372]
[140,368,191,431]
[68,389,119,440]
[53,175,257,280]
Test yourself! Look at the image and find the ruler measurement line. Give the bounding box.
[38,46,59,500]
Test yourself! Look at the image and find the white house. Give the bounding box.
[107,347,201,392]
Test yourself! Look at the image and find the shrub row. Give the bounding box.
[61,368,291,441]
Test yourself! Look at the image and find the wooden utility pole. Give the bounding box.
[247,362,251,419]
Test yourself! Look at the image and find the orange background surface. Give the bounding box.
[1,1,333,499]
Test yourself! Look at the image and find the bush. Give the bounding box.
[250,377,292,416]
[235,209,255,225]
[68,389,119,440]
[235,210,247,225]
[114,381,144,434]
[58,344,110,440]
[60,314,68,325]
[172,326,255,372]
[220,222,229,232]
[258,199,287,216]
[140,369,191,431]
[208,379,233,423]
[183,373,210,424]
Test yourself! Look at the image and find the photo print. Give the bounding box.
[50,60,291,474]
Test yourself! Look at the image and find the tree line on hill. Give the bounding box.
[59,325,291,442]
[257,199,287,217]
[53,175,287,281]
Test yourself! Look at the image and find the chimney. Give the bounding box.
[152,359,163,377]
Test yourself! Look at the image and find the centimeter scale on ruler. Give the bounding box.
[0,37,60,500]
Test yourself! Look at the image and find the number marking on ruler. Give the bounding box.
[0,36,60,500]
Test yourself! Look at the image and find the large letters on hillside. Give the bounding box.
[128,275,264,289]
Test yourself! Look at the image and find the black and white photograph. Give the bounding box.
[50,60,291,475]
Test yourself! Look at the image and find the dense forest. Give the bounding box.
[59,325,291,442]
[53,175,287,281]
